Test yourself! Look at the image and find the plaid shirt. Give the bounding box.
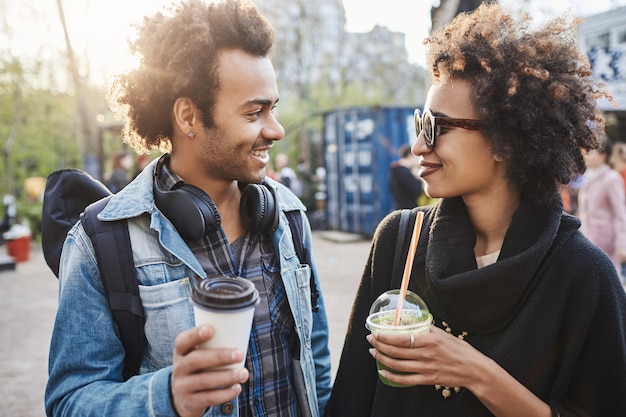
[158,162,299,416]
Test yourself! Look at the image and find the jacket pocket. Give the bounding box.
[138,277,194,371]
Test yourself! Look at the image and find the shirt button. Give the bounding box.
[221,402,234,414]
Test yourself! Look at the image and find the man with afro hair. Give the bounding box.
[46,1,331,416]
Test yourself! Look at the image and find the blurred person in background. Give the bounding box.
[296,157,317,213]
[133,153,151,178]
[578,138,626,279]
[104,150,133,192]
[274,152,301,196]
[389,144,423,209]
[609,141,626,192]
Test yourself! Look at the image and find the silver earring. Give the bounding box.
[187,131,195,138]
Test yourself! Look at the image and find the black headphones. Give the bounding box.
[152,160,320,313]
[153,176,279,242]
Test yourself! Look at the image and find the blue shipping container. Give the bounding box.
[323,106,418,236]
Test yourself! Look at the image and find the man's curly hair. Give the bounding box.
[424,3,612,206]
[108,0,275,154]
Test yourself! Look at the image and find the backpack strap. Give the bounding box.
[391,209,416,289]
[81,197,145,381]
[286,210,319,312]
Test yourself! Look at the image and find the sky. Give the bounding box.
[7,0,626,87]
[342,0,626,65]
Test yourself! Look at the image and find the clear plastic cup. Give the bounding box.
[366,289,432,387]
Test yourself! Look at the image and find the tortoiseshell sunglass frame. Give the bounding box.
[414,108,483,149]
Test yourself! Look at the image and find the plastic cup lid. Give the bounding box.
[191,276,259,310]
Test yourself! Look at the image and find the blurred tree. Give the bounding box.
[0,0,110,228]
[257,0,426,168]
[0,59,81,181]
[0,57,22,197]
[55,0,100,179]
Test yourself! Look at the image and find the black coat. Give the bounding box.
[389,164,423,209]
[326,197,626,417]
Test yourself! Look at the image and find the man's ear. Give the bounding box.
[172,97,198,135]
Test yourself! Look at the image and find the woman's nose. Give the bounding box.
[411,131,430,156]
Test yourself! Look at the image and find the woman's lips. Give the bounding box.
[419,161,441,178]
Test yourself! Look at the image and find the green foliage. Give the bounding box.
[0,54,87,234]
[1,88,80,191]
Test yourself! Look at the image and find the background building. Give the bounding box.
[578,6,626,142]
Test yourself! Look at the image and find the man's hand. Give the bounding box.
[171,325,249,417]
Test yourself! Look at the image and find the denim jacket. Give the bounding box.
[45,159,332,417]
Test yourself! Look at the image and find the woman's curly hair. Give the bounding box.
[424,3,612,206]
[108,0,275,154]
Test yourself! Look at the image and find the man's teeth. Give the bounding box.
[252,149,268,157]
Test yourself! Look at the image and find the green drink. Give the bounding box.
[366,290,432,387]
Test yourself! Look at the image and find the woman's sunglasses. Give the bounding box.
[414,109,483,149]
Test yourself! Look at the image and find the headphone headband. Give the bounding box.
[153,171,279,241]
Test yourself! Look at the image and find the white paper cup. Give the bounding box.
[191,276,259,369]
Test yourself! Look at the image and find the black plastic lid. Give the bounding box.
[191,276,259,311]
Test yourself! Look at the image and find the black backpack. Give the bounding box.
[41,168,318,380]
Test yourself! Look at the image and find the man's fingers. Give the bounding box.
[174,348,245,377]
[173,326,246,377]
[174,325,214,356]
[171,361,249,416]
[174,368,249,393]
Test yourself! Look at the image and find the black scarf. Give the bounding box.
[418,197,566,333]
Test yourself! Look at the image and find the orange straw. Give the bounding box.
[393,211,424,326]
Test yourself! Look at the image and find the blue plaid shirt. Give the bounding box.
[159,163,299,416]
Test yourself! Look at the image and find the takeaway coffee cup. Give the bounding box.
[366,289,433,387]
[191,276,259,369]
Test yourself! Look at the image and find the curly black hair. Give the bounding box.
[108,0,275,154]
[424,3,613,206]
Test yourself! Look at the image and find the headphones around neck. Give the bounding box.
[153,178,279,241]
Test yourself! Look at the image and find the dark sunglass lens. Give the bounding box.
[423,113,433,146]
[414,110,423,137]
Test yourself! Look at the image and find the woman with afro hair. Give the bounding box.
[326,4,626,417]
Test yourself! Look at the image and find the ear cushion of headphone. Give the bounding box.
[153,181,221,241]
[240,182,279,233]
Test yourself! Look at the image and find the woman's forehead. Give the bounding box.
[426,79,477,117]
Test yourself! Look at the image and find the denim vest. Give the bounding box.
[45,159,332,417]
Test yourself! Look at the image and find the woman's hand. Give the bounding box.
[366,325,481,390]
[366,326,552,417]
